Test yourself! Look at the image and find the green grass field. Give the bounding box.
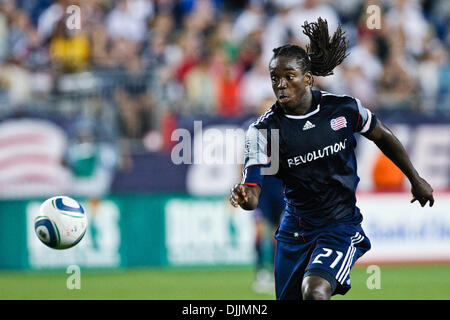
[0,264,449,300]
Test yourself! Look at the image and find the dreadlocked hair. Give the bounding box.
[272,17,349,77]
[303,17,349,76]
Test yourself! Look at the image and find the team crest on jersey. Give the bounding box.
[330,116,347,131]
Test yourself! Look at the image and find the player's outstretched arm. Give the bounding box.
[229,183,262,210]
[363,120,434,207]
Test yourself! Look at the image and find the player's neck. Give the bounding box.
[284,89,314,116]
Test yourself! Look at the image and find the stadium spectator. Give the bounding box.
[115,87,153,140]
[0,58,33,110]
[49,20,90,73]
[240,56,273,114]
[384,0,429,57]
[90,23,112,68]
[174,29,201,83]
[417,37,448,114]
[231,1,264,45]
[37,0,68,40]
[7,9,42,65]
[377,26,418,111]
[216,58,242,117]
[183,50,217,115]
[105,0,151,44]
[261,2,296,64]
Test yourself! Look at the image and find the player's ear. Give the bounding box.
[303,72,313,87]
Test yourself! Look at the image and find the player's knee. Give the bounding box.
[302,286,328,300]
[302,276,331,300]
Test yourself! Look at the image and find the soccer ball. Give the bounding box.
[34,196,88,249]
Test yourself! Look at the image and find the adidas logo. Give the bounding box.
[303,121,315,131]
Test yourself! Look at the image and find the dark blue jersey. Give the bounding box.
[242,89,377,228]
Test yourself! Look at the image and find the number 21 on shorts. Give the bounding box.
[312,248,344,269]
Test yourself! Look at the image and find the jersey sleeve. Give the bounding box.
[352,97,377,134]
[241,124,270,187]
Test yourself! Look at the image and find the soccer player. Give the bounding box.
[229,18,434,300]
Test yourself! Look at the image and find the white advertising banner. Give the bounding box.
[356,192,450,264]
[165,198,256,266]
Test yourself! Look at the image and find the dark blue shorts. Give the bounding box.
[274,211,371,300]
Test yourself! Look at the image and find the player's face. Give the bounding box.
[269,56,312,110]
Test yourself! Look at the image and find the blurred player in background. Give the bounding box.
[230,18,434,300]
[242,97,285,294]
[251,172,284,293]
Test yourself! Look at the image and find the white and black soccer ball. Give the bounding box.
[35,196,88,249]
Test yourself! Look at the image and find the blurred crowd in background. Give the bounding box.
[0,0,448,151]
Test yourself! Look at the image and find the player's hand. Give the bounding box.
[229,183,249,208]
[410,177,434,207]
